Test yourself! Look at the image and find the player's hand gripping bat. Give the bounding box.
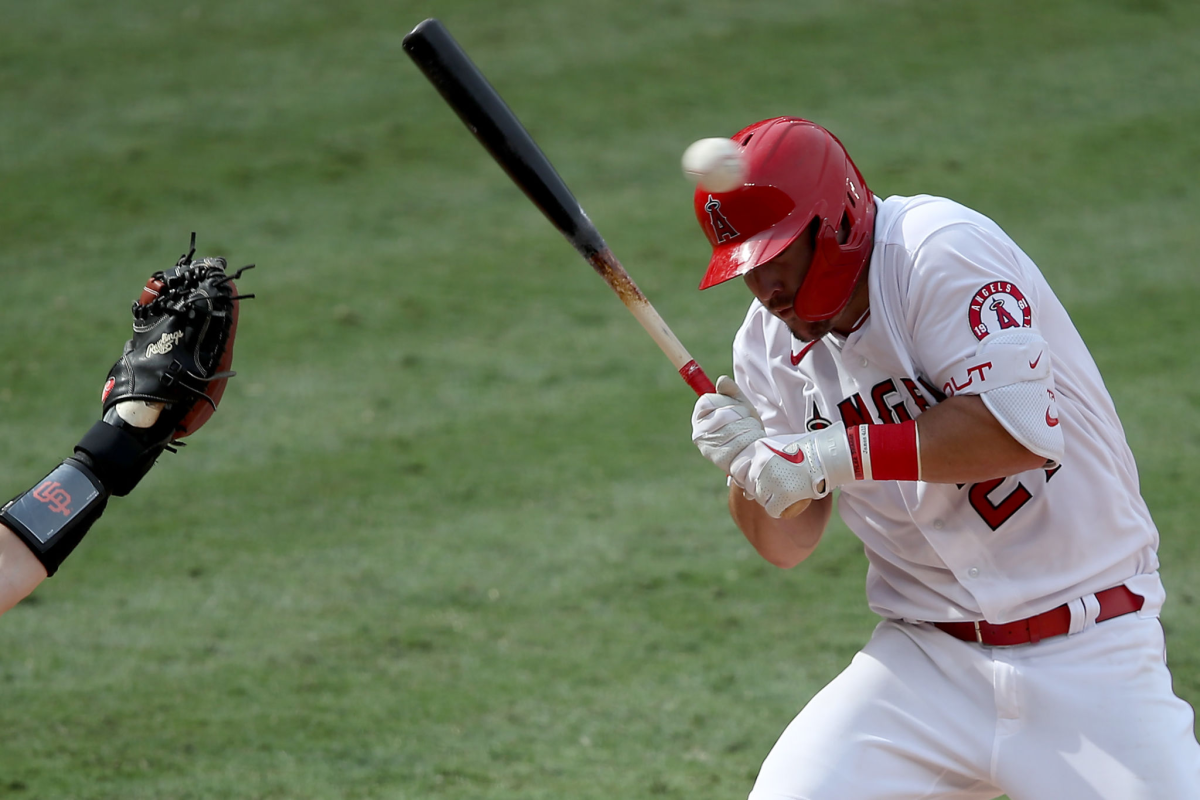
[401,18,714,397]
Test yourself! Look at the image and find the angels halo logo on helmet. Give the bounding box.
[693,117,876,322]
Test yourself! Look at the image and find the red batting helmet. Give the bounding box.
[694,117,875,322]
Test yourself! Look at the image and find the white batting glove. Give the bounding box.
[691,376,764,488]
[747,423,857,518]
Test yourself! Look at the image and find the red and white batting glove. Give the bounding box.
[691,376,764,490]
[746,424,853,517]
[747,421,923,518]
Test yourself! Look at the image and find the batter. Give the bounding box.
[687,117,1200,799]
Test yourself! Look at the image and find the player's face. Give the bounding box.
[742,230,835,342]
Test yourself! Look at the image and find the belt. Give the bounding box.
[933,585,1144,646]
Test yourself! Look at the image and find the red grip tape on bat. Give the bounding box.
[679,360,716,396]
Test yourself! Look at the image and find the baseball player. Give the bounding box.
[688,117,1200,799]
[0,237,249,617]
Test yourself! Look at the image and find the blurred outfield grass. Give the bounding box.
[1,0,1198,797]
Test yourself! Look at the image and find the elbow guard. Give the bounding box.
[943,330,1065,466]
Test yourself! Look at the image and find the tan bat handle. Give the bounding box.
[586,248,716,396]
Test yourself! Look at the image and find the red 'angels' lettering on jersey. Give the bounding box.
[901,379,932,412]
[871,379,914,423]
[836,378,936,428]
[705,196,739,243]
[838,393,875,427]
[917,376,947,403]
[968,281,1031,340]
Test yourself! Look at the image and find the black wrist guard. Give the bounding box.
[74,419,166,497]
[1,458,110,576]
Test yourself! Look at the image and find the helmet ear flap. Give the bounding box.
[794,201,873,322]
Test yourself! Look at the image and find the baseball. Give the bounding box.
[681,137,745,193]
[116,399,164,428]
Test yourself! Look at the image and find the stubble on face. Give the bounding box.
[741,224,869,343]
[742,226,830,342]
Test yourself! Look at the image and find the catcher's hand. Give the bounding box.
[76,233,254,495]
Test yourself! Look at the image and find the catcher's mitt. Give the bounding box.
[0,234,254,574]
[76,233,254,495]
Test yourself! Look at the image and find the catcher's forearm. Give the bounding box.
[0,234,249,583]
[0,524,49,615]
[0,457,111,576]
[0,413,176,578]
[1,414,198,579]
[74,419,167,497]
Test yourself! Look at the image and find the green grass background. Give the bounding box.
[2,0,1198,797]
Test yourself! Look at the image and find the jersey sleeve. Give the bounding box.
[898,219,1063,463]
[899,220,1039,385]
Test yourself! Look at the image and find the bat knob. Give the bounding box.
[779,498,812,519]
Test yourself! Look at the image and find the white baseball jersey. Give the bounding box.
[732,194,1163,625]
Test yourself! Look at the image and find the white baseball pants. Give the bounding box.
[748,614,1200,800]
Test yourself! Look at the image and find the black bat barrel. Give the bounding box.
[402,19,607,259]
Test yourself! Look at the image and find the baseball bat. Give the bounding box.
[404,20,809,519]
[401,18,715,397]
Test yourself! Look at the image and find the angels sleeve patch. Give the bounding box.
[968,281,1031,340]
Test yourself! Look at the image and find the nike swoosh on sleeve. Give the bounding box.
[1029,351,1043,369]
[1045,407,1060,427]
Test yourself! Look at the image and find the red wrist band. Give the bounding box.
[847,421,921,482]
